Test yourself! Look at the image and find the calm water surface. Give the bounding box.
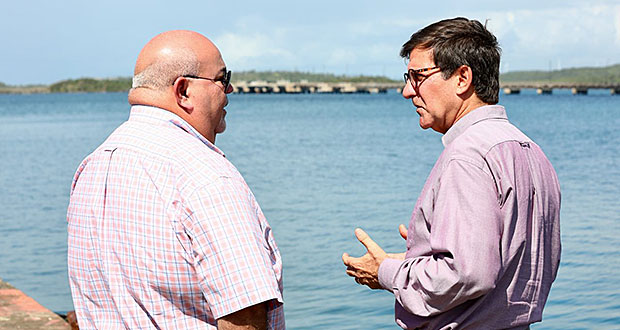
[0,90,618,329]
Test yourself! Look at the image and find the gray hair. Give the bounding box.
[132,48,200,90]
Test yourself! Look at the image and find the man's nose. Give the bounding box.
[225,83,234,94]
[402,81,416,99]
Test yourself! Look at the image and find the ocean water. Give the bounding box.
[0,90,618,329]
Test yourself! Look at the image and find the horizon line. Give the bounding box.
[2,63,619,87]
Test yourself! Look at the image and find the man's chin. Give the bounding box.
[416,108,432,130]
[215,118,226,134]
[419,117,433,130]
[215,110,227,134]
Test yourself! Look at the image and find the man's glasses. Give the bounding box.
[403,66,441,89]
[181,70,232,92]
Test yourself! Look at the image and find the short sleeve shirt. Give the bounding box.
[67,105,285,329]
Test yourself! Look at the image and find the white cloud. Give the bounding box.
[615,5,620,44]
[478,4,620,70]
[328,49,356,65]
[212,2,619,75]
[214,32,294,69]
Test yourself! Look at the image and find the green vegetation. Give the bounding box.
[0,83,49,94]
[0,72,395,94]
[500,64,620,84]
[49,77,132,93]
[1,65,618,93]
[231,71,396,83]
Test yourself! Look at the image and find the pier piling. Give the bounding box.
[231,81,620,96]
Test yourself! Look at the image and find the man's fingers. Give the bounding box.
[342,253,351,265]
[343,252,365,267]
[355,228,382,253]
[399,224,408,240]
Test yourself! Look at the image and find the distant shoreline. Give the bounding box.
[1,65,618,94]
[0,85,50,94]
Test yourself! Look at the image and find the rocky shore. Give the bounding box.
[0,277,75,329]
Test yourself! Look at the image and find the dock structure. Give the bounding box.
[503,87,521,95]
[0,278,72,329]
[500,82,620,95]
[537,88,553,95]
[231,80,620,95]
[232,81,402,94]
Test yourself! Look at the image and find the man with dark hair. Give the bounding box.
[343,17,561,329]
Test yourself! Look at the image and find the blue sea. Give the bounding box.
[0,90,618,329]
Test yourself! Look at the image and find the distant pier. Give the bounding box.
[232,81,401,94]
[231,80,620,95]
[501,82,620,95]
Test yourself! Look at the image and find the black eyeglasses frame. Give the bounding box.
[177,70,232,92]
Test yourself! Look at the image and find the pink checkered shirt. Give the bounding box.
[67,105,284,329]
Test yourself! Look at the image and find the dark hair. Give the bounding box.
[400,17,501,104]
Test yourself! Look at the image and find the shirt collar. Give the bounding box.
[441,104,508,147]
[128,105,225,157]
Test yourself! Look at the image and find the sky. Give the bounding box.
[1,0,619,85]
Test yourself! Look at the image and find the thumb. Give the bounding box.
[399,224,408,240]
[355,228,382,253]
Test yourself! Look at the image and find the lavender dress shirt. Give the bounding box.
[378,105,561,329]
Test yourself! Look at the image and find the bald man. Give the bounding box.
[67,31,284,329]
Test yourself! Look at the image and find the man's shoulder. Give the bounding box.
[447,118,531,161]
[86,120,240,184]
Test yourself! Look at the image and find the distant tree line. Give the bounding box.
[49,77,133,93]
[1,65,619,93]
[0,82,48,94]
[231,71,396,83]
[500,64,620,84]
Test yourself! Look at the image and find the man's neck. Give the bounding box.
[128,87,186,118]
[453,96,489,125]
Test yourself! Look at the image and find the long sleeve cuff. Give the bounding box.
[378,258,403,292]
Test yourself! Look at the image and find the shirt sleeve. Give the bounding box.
[378,159,502,317]
[183,176,283,320]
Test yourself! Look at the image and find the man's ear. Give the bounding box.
[455,65,474,96]
[173,77,194,114]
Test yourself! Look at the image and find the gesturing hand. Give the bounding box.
[342,225,408,289]
[398,223,407,240]
[342,228,388,289]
